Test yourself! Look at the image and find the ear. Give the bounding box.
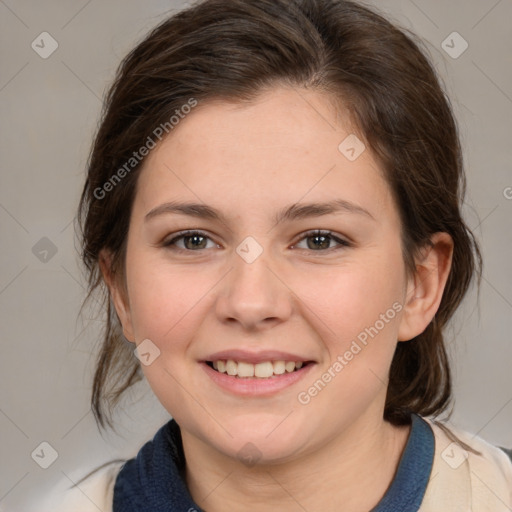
[397,232,454,342]
[99,249,135,343]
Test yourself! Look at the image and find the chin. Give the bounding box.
[204,413,310,465]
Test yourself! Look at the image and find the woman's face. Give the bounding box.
[113,87,412,463]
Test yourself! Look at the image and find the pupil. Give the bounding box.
[308,235,330,250]
[185,235,206,250]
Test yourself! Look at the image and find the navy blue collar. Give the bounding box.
[113,414,434,511]
[113,420,198,511]
[371,414,435,512]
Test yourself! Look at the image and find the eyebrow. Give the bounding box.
[144,199,375,224]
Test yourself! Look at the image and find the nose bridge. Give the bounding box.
[215,240,292,329]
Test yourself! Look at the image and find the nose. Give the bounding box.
[214,248,293,331]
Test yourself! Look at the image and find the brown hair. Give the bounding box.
[78,0,481,429]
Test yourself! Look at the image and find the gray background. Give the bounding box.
[0,0,511,509]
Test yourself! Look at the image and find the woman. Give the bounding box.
[42,0,512,510]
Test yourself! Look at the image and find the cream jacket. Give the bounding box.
[36,419,512,511]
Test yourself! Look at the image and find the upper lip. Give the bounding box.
[204,350,314,364]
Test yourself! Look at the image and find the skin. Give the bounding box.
[101,87,453,511]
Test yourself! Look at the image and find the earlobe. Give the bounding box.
[397,233,453,342]
[98,250,135,343]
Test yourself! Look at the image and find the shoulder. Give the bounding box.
[36,460,124,512]
[420,417,512,511]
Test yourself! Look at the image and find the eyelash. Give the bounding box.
[162,229,352,254]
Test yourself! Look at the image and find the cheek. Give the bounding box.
[290,251,406,413]
[294,253,404,346]
[291,263,404,419]
[127,259,216,342]
[124,255,218,412]
[124,250,230,407]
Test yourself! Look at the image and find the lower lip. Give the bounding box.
[201,362,315,397]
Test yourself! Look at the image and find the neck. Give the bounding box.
[182,410,411,512]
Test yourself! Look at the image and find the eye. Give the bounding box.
[292,230,351,252]
[161,229,350,253]
[163,230,218,251]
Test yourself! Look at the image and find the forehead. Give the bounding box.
[133,87,394,221]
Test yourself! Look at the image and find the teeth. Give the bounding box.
[254,361,273,378]
[285,361,296,373]
[273,360,286,375]
[211,359,306,378]
[226,360,237,376]
[237,362,254,378]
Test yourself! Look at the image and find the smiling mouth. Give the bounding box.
[205,360,313,379]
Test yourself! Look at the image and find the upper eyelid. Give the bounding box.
[291,231,351,249]
[163,230,218,246]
